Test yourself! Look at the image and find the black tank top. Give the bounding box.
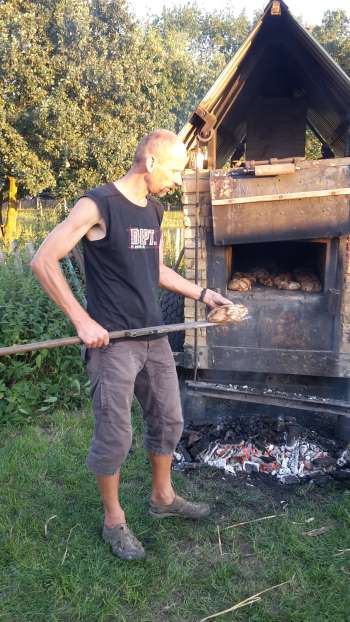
[82,183,164,331]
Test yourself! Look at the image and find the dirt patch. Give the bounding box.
[179,459,350,527]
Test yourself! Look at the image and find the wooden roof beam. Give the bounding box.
[271,1,282,16]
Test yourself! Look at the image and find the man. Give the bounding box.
[31,129,230,561]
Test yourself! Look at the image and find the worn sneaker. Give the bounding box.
[149,494,210,520]
[102,523,145,561]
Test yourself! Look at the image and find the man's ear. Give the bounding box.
[145,155,155,173]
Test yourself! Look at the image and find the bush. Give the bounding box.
[0,205,184,426]
[0,255,89,425]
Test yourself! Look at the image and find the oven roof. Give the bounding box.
[178,0,350,164]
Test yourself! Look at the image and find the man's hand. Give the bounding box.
[202,289,232,309]
[76,317,110,348]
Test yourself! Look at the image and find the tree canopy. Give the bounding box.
[0,1,349,199]
[312,9,350,76]
[0,0,185,198]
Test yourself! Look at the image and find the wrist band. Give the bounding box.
[198,288,208,303]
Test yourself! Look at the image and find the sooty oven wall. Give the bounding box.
[206,236,342,354]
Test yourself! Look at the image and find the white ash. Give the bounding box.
[196,436,336,482]
[337,446,350,467]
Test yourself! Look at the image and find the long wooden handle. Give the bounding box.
[0,320,217,357]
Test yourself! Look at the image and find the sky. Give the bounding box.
[127,0,349,26]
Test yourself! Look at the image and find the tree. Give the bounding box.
[304,10,350,158]
[312,10,350,76]
[150,3,251,129]
[0,0,57,195]
[1,1,348,203]
[0,0,180,200]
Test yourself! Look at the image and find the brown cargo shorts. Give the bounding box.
[85,336,183,475]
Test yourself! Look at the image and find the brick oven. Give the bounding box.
[171,0,350,436]
[181,161,350,372]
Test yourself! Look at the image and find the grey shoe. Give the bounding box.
[149,494,210,520]
[102,523,145,560]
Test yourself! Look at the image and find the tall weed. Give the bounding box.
[0,206,184,425]
[0,255,89,425]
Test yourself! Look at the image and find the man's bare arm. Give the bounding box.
[158,239,230,308]
[31,197,109,347]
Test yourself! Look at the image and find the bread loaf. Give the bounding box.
[228,277,251,291]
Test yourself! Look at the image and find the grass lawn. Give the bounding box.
[1,407,350,622]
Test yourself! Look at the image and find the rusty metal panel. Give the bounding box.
[210,160,350,245]
[201,231,346,378]
[207,290,335,352]
[193,346,350,378]
[186,380,350,417]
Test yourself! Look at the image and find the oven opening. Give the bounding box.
[229,240,327,293]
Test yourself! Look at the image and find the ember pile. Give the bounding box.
[174,415,350,485]
[198,438,337,484]
[228,267,321,292]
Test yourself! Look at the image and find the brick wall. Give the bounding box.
[182,170,211,348]
[340,238,350,353]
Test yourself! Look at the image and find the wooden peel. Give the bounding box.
[0,303,248,357]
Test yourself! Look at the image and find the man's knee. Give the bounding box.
[145,412,184,455]
[172,416,184,446]
[87,424,133,475]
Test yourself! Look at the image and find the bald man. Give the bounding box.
[31,129,230,560]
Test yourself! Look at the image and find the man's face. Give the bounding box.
[146,142,187,196]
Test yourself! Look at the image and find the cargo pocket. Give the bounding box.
[81,345,87,362]
[99,381,109,411]
[89,376,109,413]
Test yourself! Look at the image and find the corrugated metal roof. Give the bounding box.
[179,0,350,163]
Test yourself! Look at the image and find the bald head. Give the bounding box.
[131,129,187,196]
[134,129,186,165]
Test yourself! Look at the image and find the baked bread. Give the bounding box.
[208,303,249,324]
[228,277,251,291]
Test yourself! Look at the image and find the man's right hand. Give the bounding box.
[76,318,110,348]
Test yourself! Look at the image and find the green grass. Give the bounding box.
[16,207,183,233]
[1,407,350,622]
[162,211,183,229]
[14,205,67,244]
[13,208,183,249]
